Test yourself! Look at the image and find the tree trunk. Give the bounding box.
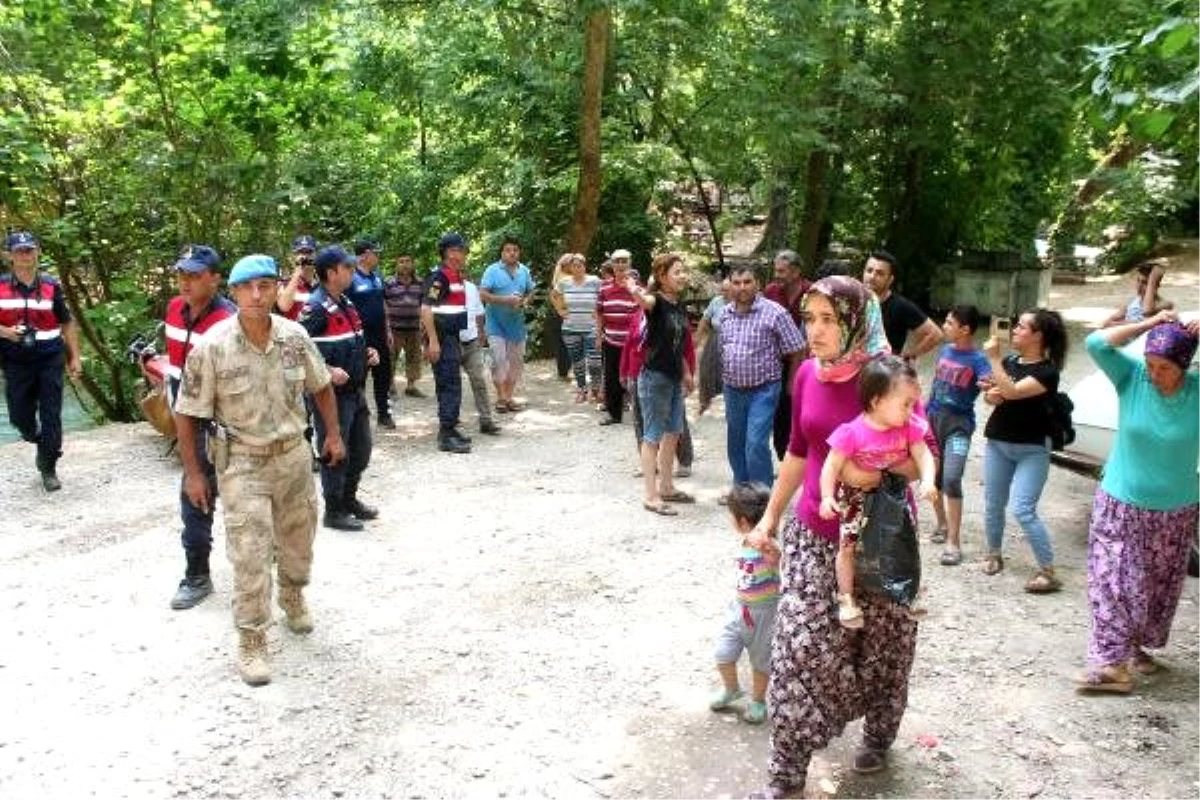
[564,6,610,254]
[756,167,797,257]
[1046,134,1140,257]
[796,150,830,273]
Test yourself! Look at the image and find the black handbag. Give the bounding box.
[855,471,921,607]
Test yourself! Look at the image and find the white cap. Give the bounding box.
[611,249,632,260]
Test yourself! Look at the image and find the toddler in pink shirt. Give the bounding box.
[820,355,938,628]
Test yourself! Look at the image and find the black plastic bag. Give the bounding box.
[855,471,921,607]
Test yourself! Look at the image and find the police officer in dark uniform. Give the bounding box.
[299,246,380,531]
[420,232,472,454]
[0,231,81,491]
[348,239,395,429]
[163,245,237,609]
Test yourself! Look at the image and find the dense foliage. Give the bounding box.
[1,0,1195,421]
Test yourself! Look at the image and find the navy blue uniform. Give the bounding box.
[0,272,72,473]
[347,267,393,419]
[421,265,468,432]
[299,287,373,510]
[164,295,237,575]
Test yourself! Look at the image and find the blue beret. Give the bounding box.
[6,231,38,251]
[174,244,221,273]
[291,235,318,253]
[228,254,278,286]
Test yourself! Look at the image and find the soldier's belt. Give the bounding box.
[226,437,304,457]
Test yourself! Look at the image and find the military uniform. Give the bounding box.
[299,282,374,530]
[174,313,330,635]
[163,245,237,609]
[423,261,469,447]
[0,231,77,490]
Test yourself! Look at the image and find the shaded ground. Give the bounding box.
[0,243,1196,799]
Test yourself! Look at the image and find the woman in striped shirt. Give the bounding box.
[551,253,603,403]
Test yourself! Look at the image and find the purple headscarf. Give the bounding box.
[1145,322,1198,372]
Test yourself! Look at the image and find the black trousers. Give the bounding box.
[601,341,625,422]
[312,390,373,504]
[773,385,792,462]
[366,333,393,418]
[3,351,64,470]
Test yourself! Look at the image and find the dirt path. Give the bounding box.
[0,249,1196,799]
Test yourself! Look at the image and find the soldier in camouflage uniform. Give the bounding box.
[174,254,346,687]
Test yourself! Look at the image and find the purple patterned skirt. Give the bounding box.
[766,517,919,790]
[1086,488,1198,668]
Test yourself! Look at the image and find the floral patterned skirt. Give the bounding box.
[766,517,919,789]
[1086,488,1198,668]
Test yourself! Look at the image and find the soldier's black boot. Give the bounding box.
[342,478,378,520]
[323,499,365,531]
[344,497,379,520]
[438,428,471,454]
[171,552,214,610]
[36,454,61,492]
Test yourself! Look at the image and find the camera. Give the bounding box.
[297,255,315,267]
[14,324,35,349]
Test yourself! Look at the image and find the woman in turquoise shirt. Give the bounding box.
[1076,310,1199,694]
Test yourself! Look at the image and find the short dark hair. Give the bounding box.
[728,263,758,281]
[948,304,981,333]
[499,236,521,256]
[815,260,850,280]
[727,482,771,527]
[314,245,353,282]
[868,249,899,274]
[858,354,918,412]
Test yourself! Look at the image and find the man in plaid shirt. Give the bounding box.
[717,264,805,489]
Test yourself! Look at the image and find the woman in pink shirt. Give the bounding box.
[746,276,923,798]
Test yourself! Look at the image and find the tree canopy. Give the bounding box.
[1,0,1195,421]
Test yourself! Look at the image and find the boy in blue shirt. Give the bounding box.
[926,305,991,565]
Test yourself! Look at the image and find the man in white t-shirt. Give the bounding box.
[459,280,502,435]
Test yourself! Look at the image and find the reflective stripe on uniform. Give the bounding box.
[0,298,53,310]
[310,331,360,344]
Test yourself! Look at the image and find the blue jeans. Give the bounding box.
[723,380,781,486]
[983,438,1054,567]
[562,329,601,390]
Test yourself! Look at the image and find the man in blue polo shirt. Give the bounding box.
[479,236,534,412]
[348,238,394,429]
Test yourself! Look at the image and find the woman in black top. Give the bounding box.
[628,252,695,515]
[979,308,1069,592]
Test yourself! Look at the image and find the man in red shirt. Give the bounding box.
[762,250,811,461]
[596,249,639,425]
